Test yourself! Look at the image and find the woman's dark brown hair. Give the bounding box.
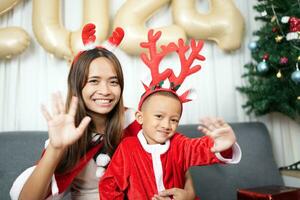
[56,48,124,173]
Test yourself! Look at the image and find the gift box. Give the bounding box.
[237,185,300,200]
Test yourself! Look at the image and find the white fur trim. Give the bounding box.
[83,42,96,51]
[44,139,50,148]
[92,133,103,142]
[215,142,242,164]
[96,166,106,178]
[96,153,111,167]
[10,166,36,200]
[102,41,116,52]
[137,131,170,192]
[124,108,136,129]
[51,174,59,195]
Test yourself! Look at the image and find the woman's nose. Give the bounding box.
[97,82,110,95]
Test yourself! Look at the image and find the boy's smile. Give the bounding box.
[136,93,182,145]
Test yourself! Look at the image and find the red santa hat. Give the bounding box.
[138,29,206,110]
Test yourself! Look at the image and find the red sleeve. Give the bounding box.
[220,148,233,159]
[99,140,131,200]
[123,120,142,137]
[173,134,221,171]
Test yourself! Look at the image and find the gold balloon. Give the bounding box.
[114,0,187,55]
[0,27,30,59]
[172,0,245,51]
[32,0,109,61]
[0,0,21,16]
[0,0,30,59]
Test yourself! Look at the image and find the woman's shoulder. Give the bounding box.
[124,107,136,128]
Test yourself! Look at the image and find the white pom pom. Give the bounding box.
[96,153,111,167]
[96,166,106,178]
[281,16,290,23]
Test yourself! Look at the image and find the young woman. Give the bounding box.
[10,47,196,200]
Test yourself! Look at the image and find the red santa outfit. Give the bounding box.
[99,131,241,199]
[99,29,242,199]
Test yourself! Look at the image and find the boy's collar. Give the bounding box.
[137,131,170,154]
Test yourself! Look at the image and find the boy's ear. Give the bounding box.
[135,111,143,125]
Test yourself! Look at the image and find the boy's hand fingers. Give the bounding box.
[159,188,178,196]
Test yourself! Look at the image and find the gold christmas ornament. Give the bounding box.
[275,35,283,42]
[271,16,276,22]
[298,96,300,100]
[297,56,300,62]
[276,70,282,78]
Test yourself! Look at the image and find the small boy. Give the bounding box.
[99,30,241,199]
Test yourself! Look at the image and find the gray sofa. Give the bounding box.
[0,122,284,200]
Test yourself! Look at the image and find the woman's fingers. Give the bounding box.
[68,96,78,117]
[76,116,91,135]
[51,93,60,116]
[57,92,65,114]
[41,104,52,121]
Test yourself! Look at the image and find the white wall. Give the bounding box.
[0,0,299,170]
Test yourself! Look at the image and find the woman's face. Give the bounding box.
[82,57,121,116]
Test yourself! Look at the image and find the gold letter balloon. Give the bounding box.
[113,0,187,56]
[32,0,109,61]
[172,0,244,51]
[0,0,30,59]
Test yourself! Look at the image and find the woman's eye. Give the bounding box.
[88,79,98,84]
[110,80,119,86]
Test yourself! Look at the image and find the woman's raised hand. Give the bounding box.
[41,92,91,150]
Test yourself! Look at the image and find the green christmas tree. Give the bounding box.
[238,0,300,121]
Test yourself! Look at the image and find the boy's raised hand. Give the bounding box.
[41,92,91,150]
[197,117,236,153]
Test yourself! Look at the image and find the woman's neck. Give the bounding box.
[90,113,107,134]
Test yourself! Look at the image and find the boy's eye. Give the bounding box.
[154,115,162,119]
[171,119,179,123]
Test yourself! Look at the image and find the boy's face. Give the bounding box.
[136,93,182,145]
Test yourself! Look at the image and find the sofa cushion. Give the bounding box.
[177,122,284,200]
[1,122,283,200]
[0,131,47,200]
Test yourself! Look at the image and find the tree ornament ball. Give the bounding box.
[248,41,257,50]
[257,61,269,73]
[291,70,300,84]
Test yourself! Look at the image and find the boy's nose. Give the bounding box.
[161,119,171,130]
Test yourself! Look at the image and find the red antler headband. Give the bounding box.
[72,23,124,64]
[138,29,206,110]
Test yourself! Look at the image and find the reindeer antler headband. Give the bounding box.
[138,29,206,110]
[72,23,124,64]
